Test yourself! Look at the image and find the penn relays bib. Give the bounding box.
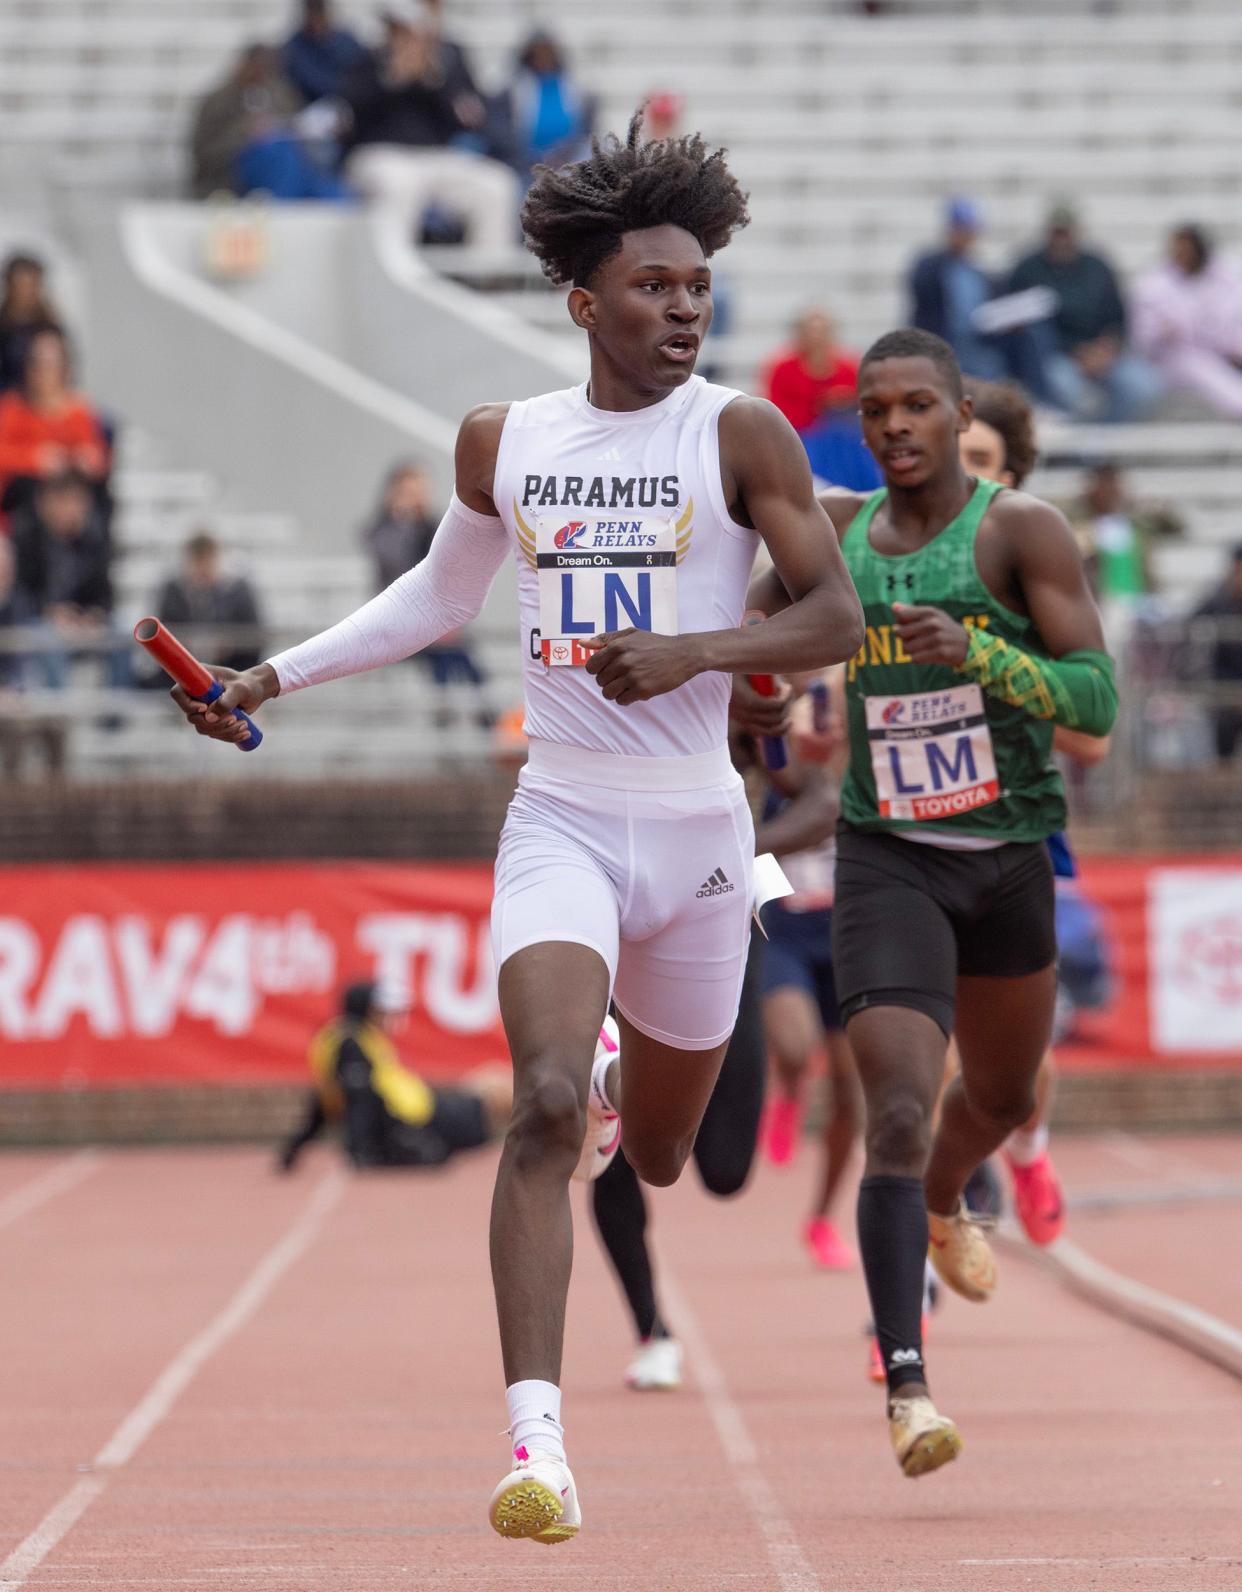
[493,377,759,757]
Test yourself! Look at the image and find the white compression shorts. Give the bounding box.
[492,740,756,1051]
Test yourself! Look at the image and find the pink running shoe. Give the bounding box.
[803,1216,856,1270]
[764,1096,802,1167]
[1005,1150,1066,1246]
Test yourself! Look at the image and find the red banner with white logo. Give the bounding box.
[0,857,1238,1088]
[1061,857,1242,1069]
[0,862,504,1088]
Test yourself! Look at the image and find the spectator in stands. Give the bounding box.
[908,197,1009,381]
[363,460,438,587]
[1008,204,1164,423]
[9,471,123,690]
[498,29,595,180]
[0,254,62,394]
[1192,546,1242,762]
[281,0,367,105]
[150,531,265,677]
[643,91,685,144]
[764,308,859,433]
[1133,224,1242,421]
[0,535,66,778]
[190,43,350,201]
[278,979,513,1171]
[762,309,878,490]
[0,327,108,518]
[362,461,490,718]
[1063,460,1182,607]
[0,534,34,688]
[342,2,519,249]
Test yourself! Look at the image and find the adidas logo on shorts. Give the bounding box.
[696,867,734,898]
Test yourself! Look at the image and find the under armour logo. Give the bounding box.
[883,571,917,598]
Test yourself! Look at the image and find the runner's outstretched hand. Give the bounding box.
[170,663,278,744]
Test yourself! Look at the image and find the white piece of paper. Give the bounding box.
[752,852,794,939]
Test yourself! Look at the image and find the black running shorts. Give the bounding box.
[830,827,1056,1037]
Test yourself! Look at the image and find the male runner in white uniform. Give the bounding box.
[172,114,864,1542]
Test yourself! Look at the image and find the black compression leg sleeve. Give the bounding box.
[856,1174,930,1396]
[591,1150,667,1341]
[693,931,766,1197]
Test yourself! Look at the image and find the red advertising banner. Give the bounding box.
[0,856,1237,1089]
[0,862,505,1088]
[1062,857,1242,1070]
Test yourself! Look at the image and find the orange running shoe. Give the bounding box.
[803,1216,856,1270]
[1004,1150,1066,1246]
[764,1096,802,1167]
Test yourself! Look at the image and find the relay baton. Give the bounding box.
[741,609,787,771]
[133,617,263,752]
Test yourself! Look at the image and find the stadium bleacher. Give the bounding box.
[2,0,1241,792]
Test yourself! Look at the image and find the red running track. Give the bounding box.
[0,1138,1239,1592]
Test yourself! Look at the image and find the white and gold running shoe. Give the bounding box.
[489,1454,581,1544]
[889,1394,963,1478]
[573,1018,621,1184]
[927,1201,997,1302]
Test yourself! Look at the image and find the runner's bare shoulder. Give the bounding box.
[456,403,512,511]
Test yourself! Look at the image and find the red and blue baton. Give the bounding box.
[133,616,263,752]
[742,609,787,771]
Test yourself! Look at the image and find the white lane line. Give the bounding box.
[998,1225,1242,1381]
[0,1480,107,1588]
[661,1267,823,1592]
[1071,1179,1242,1214]
[961,1557,1241,1569]
[0,1152,103,1234]
[0,1169,347,1592]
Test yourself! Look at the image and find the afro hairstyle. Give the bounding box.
[520,109,750,288]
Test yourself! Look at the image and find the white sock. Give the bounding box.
[506,1380,565,1465]
[589,1028,619,1116]
[1005,1123,1049,1167]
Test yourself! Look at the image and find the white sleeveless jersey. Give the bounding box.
[493,376,759,758]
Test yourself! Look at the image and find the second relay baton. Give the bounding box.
[133,617,263,752]
[741,609,787,771]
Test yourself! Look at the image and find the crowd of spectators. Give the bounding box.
[906,198,1242,427]
[0,254,123,757]
[189,0,594,252]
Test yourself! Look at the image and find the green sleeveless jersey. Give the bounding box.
[839,478,1065,842]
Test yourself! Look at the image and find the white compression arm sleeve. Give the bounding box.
[267,494,509,694]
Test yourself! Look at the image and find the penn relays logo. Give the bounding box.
[553,521,588,549]
[882,700,906,724]
[697,868,734,899]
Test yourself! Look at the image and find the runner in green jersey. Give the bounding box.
[752,329,1117,1479]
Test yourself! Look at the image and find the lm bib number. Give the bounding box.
[535,512,678,666]
[866,683,999,822]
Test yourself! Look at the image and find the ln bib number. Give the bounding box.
[536,513,678,667]
[866,684,1000,822]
